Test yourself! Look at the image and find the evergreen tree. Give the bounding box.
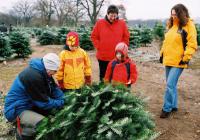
[38,30,57,45]
[140,26,153,47]
[55,27,70,45]
[33,28,43,36]
[78,28,93,50]
[134,28,141,47]
[0,33,13,59]
[129,27,134,47]
[9,31,32,58]
[153,22,165,41]
[196,24,200,46]
[129,27,141,48]
[36,84,156,140]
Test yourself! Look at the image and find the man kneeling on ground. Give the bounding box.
[4,53,66,140]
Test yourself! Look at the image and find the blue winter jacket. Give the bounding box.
[4,58,64,122]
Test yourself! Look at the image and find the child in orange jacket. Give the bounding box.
[56,32,92,91]
[104,42,137,87]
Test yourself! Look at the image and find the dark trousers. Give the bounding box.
[98,60,110,82]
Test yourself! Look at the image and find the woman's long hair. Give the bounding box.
[168,4,190,29]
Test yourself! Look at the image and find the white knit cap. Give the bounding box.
[43,53,60,71]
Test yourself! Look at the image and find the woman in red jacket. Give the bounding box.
[104,42,137,87]
[91,5,130,82]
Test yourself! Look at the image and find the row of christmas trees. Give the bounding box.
[1,22,200,61]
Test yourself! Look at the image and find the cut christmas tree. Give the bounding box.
[36,84,156,140]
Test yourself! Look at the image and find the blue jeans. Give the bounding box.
[162,66,184,112]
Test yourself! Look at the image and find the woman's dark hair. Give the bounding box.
[168,4,189,29]
[107,5,119,14]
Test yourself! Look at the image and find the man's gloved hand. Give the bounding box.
[85,76,91,85]
[57,80,64,89]
[179,60,189,65]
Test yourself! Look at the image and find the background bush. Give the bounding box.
[153,22,165,41]
[55,27,70,45]
[196,24,200,46]
[0,33,13,59]
[9,31,32,58]
[78,28,93,50]
[38,30,57,45]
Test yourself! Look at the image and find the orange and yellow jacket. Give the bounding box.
[56,47,91,89]
[160,19,197,68]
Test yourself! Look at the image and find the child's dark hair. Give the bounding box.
[107,5,119,14]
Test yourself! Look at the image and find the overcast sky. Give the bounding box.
[110,0,200,19]
[0,0,199,20]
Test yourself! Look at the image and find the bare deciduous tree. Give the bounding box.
[0,13,16,25]
[52,0,86,26]
[71,0,86,26]
[34,0,54,25]
[11,0,34,26]
[118,4,127,21]
[52,0,69,26]
[2,0,109,26]
[80,0,106,25]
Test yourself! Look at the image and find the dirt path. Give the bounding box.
[0,39,200,139]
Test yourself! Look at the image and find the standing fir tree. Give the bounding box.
[131,27,141,48]
[153,22,165,41]
[33,28,43,36]
[0,33,13,59]
[140,26,153,47]
[38,30,57,45]
[128,27,134,47]
[196,24,200,46]
[9,31,32,58]
[55,27,70,45]
[78,29,93,50]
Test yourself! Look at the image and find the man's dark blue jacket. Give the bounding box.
[4,58,64,122]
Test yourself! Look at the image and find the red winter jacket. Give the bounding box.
[91,18,130,61]
[104,58,137,86]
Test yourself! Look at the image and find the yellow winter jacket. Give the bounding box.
[56,48,91,89]
[160,19,197,68]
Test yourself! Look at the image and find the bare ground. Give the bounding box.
[0,39,200,140]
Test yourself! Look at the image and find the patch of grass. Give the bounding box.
[0,114,15,138]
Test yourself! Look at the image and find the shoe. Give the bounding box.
[160,110,171,118]
[16,129,35,140]
[172,108,178,112]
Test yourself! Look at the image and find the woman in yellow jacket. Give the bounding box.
[56,32,92,91]
[160,4,197,118]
